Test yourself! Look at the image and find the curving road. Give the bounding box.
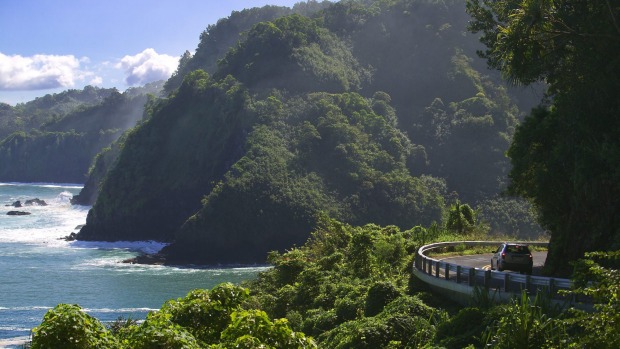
[439,252,547,275]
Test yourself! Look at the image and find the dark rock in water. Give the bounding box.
[122,253,167,265]
[5,201,22,207]
[7,211,31,216]
[25,198,47,206]
[63,232,78,241]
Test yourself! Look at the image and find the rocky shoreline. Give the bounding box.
[122,253,168,265]
[5,198,49,216]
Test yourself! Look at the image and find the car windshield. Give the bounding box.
[505,245,530,254]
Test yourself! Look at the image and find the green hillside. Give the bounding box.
[0,83,163,183]
[76,0,540,264]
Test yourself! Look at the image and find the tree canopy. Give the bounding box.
[468,0,620,274]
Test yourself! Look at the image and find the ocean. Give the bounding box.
[0,183,266,348]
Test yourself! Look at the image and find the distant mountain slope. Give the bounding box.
[0,82,163,183]
[0,86,115,140]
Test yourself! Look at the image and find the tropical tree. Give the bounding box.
[31,304,120,349]
[567,250,620,348]
[467,0,620,275]
[159,283,249,345]
[446,200,476,235]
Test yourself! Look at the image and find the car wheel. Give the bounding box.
[498,262,504,272]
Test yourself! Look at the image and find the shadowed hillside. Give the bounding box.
[75,0,541,264]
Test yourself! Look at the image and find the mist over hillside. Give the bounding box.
[72,0,542,264]
[0,0,543,264]
[0,82,164,183]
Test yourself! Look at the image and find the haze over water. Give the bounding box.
[0,183,264,348]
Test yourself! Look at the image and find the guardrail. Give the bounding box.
[413,241,577,305]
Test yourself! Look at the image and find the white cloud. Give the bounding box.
[0,53,92,90]
[116,48,178,86]
[89,76,103,86]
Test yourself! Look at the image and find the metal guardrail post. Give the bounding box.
[525,275,531,293]
[413,241,579,305]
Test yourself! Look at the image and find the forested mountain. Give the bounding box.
[0,82,163,183]
[0,86,115,140]
[163,1,333,94]
[76,0,541,264]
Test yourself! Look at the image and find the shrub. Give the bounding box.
[159,283,249,344]
[125,311,201,349]
[301,308,339,337]
[220,309,317,348]
[436,307,485,348]
[364,281,401,317]
[31,304,120,349]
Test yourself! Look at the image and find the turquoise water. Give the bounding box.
[0,183,265,348]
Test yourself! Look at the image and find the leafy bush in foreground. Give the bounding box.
[31,304,120,349]
[32,220,620,348]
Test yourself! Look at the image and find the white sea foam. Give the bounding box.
[0,327,30,332]
[0,194,89,248]
[69,240,168,254]
[1,183,265,346]
[0,336,30,348]
[82,307,158,313]
[0,306,52,311]
[0,182,83,189]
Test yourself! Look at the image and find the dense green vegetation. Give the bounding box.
[164,2,333,94]
[467,0,620,275]
[20,0,620,347]
[76,0,544,264]
[32,219,620,348]
[0,86,114,140]
[0,83,162,183]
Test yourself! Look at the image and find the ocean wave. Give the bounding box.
[0,305,155,315]
[0,306,51,311]
[83,307,158,313]
[0,326,30,332]
[0,336,30,347]
[0,182,83,189]
[69,240,168,254]
[73,257,203,274]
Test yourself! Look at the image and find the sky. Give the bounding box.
[0,0,305,105]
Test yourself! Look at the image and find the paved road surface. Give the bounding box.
[439,252,547,275]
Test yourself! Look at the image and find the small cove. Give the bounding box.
[0,183,264,348]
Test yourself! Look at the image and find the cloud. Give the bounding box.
[89,76,103,86]
[0,53,91,91]
[116,48,178,86]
